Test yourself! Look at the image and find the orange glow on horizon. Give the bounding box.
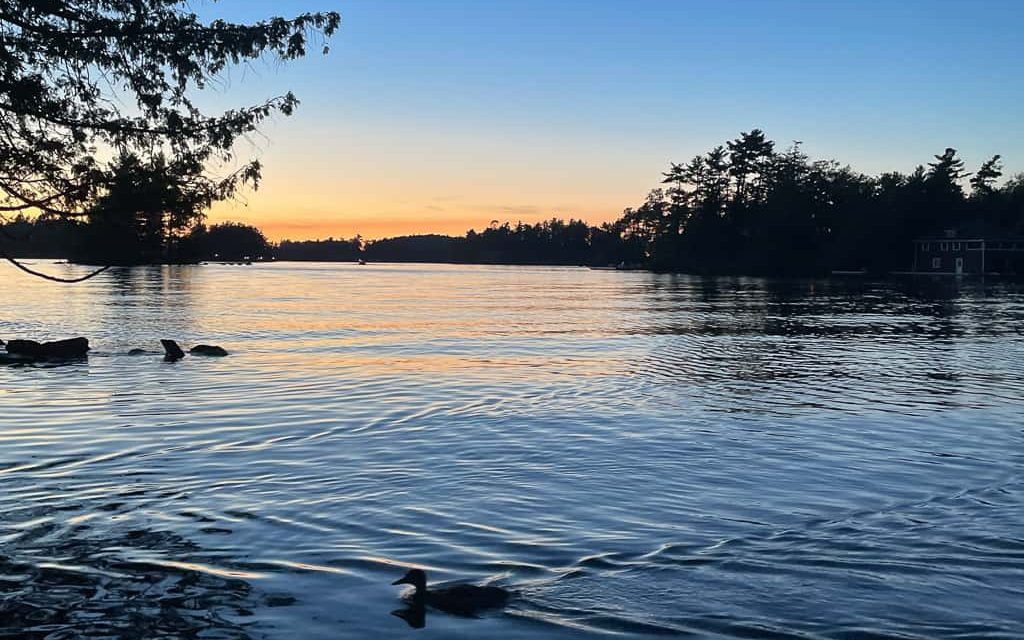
[245,215,512,241]
[207,205,625,242]
[202,131,643,242]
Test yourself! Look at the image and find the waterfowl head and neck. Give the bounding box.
[391,568,428,596]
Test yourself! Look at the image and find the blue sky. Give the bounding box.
[200,0,1024,238]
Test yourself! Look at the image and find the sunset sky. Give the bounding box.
[202,0,1024,241]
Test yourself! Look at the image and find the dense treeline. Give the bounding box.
[276,238,362,261]
[362,220,642,265]
[0,215,273,264]
[0,152,274,265]
[627,130,1024,275]
[5,130,1023,274]
[458,219,641,266]
[194,223,273,262]
[69,153,220,265]
[0,215,81,258]
[363,235,459,262]
[322,132,1024,273]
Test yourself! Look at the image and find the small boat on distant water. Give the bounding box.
[589,262,644,271]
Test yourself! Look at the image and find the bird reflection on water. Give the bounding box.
[391,603,427,629]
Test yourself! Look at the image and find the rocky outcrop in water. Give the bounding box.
[1,338,228,365]
[5,337,90,359]
[189,345,229,357]
[161,339,186,361]
[161,340,228,359]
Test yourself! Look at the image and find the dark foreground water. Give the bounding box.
[1,262,1023,639]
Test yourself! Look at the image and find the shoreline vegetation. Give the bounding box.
[4,131,1023,276]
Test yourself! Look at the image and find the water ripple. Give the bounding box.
[1,264,1023,638]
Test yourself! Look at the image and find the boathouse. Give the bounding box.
[913,230,1024,275]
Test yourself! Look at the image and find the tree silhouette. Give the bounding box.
[74,152,222,264]
[0,1,339,278]
[971,155,1003,195]
[4,124,1023,277]
[727,129,775,204]
[203,222,272,262]
[616,132,1021,275]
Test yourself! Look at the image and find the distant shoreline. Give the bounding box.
[12,256,1023,281]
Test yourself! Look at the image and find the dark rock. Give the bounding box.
[189,345,228,357]
[5,339,42,356]
[43,337,90,358]
[161,339,186,361]
[6,337,89,359]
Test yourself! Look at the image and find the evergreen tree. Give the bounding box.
[0,1,339,277]
[971,155,1003,195]
[75,152,221,264]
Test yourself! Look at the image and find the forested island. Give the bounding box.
[4,131,1023,276]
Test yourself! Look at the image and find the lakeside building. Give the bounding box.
[912,230,1024,275]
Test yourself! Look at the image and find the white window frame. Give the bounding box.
[952,242,960,251]
[931,257,941,269]
[940,242,948,251]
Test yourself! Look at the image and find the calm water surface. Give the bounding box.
[1,262,1023,639]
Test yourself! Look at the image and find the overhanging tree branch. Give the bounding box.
[0,1,340,280]
[0,246,110,283]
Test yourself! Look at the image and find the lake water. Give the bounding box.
[1,261,1023,639]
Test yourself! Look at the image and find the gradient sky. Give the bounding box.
[198,0,1024,240]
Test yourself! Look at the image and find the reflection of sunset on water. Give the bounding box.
[3,262,1024,638]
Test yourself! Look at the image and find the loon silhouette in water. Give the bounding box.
[391,568,509,617]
